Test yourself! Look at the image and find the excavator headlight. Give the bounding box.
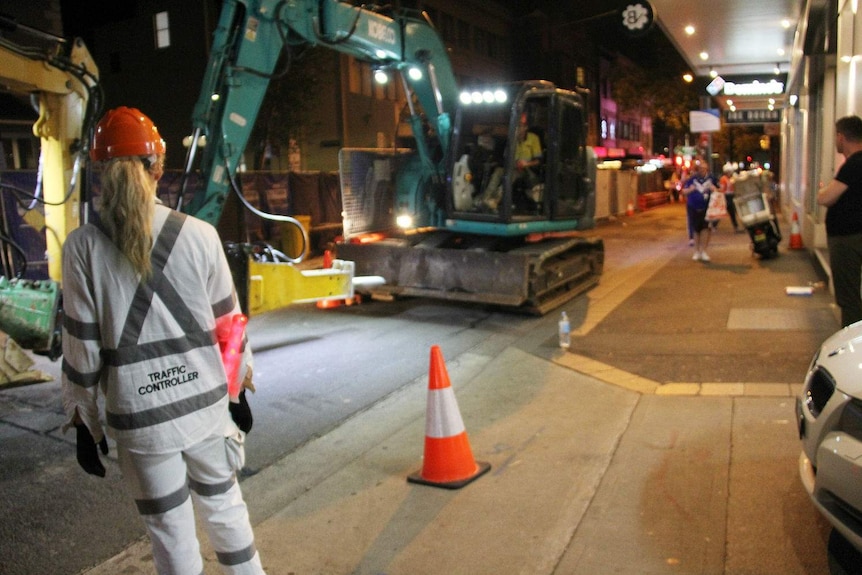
[459,88,508,106]
[182,135,207,148]
[374,69,389,84]
[396,214,413,229]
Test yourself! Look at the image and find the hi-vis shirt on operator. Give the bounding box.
[61,203,252,454]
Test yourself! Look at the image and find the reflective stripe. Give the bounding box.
[101,329,216,367]
[424,387,466,438]
[106,386,224,431]
[135,483,190,515]
[188,476,235,497]
[216,542,258,567]
[119,282,156,348]
[62,358,100,388]
[63,315,100,340]
[130,268,202,336]
[212,293,236,318]
[118,211,200,349]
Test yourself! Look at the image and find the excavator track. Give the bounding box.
[336,232,603,315]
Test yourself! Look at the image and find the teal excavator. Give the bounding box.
[182,0,603,315]
[0,0,604,377]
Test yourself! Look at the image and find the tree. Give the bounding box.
[711,126,769,165]
[606,55,700,144]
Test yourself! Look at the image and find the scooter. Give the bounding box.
[733,192,782,259]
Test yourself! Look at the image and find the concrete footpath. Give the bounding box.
[85,203,841,575]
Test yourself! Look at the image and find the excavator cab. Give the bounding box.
[338,81,603,314]
[446,81,596,235]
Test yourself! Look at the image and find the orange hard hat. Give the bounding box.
[90,106,166,161]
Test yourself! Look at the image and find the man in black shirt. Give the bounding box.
[818,115,862,326]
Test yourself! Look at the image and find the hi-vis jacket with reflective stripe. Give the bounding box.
[61,203,252,454]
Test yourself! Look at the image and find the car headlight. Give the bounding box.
[803,366,836,418]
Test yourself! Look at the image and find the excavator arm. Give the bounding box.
[182,0,457,225]
[0,25,100,283]
[179,0,460,315]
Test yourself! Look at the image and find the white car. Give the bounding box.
[797,323,862,553]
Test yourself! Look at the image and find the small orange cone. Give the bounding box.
[789,212,804,250]
[626,201,635,216]
[408,346,491,489]
[316,250,343,309]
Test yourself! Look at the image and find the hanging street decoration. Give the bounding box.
[619,2,655,37]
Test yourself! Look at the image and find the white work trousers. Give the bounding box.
[117,427,264,575]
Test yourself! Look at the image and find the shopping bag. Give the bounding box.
[706,191,728,220]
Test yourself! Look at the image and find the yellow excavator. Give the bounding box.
[0,17,100,381]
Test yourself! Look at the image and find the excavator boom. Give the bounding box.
[183,0,456,227]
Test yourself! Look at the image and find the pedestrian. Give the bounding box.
[719,163,742,232]
[682,162,718,261]
[668,170,681,203]
[61,107,264,574]
[817,115,862,327]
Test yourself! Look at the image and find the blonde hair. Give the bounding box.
[98,157,160,279]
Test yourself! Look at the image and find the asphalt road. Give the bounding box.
[0,202,857,574]
[1,295,545,575]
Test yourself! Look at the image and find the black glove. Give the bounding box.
[229,390,253,434]
[76,424,109,477]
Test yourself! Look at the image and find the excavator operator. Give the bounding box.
[513,113,544,212]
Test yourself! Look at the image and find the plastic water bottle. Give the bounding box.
[558,311,571,349]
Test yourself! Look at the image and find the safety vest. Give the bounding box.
[62,205,249,454]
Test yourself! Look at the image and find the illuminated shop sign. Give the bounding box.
[723,80,785,96]
[725,109,782,124]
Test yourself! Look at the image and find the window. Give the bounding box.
[554,100,588,217]
[1,135,37,169]
[576,66,586,87]
[347,59,372,96]
[154,11,170,49]
[348,58,398,100]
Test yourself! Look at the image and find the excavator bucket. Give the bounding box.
[0,277,58,386]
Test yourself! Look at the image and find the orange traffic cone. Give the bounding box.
[316,250,343,309]
[408,346,491,489]
[626,201,635,216]
[789,212,804,250]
